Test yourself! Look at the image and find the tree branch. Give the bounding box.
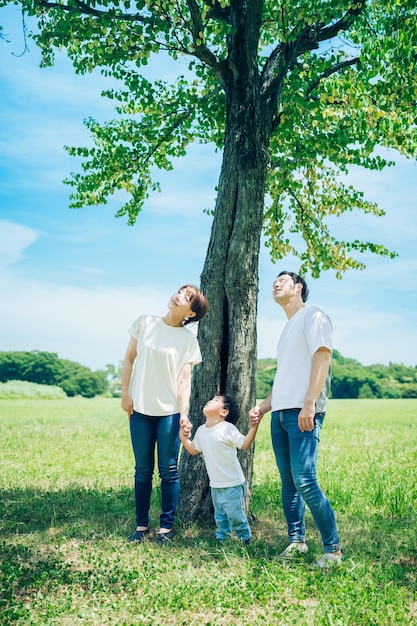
[261,2,367,123]
[186,0,227,84]
[316,0,367,44]
[37,0,147,22]
[201,0,231,24]
[305,57,360,98]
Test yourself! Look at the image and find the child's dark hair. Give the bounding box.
[221,394,239,425]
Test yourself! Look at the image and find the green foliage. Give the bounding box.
[0,351,109,398]
[256,351,417,399]
[256,358,277,399]
[3,1,416,276]
[0,398,416,624]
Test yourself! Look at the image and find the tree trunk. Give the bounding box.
[178,55,272,522]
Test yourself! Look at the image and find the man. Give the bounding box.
[249,271,342,568]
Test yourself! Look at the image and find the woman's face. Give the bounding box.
[168,288,196,319]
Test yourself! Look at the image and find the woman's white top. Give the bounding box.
[128,315,202,416]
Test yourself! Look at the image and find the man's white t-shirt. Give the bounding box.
[128,315,202,416]
[192,421,245,488]
[271,306,333,413]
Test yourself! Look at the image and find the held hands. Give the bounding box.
[248,405,263,428]
[180,416,193,439]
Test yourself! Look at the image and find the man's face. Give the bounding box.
[272,274,300,304]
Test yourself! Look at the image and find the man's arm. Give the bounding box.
[248,392,272,426]
[298,347,331,432]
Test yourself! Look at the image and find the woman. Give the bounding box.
[121,284,209,544]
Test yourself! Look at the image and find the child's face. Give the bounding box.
[203,395,226,419]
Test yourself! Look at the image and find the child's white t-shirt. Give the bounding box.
[192,421,245,488]
[128,315,202,416]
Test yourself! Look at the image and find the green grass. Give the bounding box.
[1,398,416,625]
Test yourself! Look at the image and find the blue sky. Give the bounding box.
[1,6,416,371]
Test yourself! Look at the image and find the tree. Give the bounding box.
[2,0,416,521]
[0,351,61,386]
[0,351,109,398]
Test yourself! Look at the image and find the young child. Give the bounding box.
[180,394,258,544]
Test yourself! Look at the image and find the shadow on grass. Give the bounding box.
[1,482,416,626]
[0,485,135,539]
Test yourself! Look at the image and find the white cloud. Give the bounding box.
[0,220,40,266]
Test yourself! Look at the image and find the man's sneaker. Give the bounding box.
[128,528,149,543]
[279,542,308,558]
[314,552,343,569]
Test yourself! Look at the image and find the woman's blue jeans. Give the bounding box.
[271,409,341,553]
[129,411,180,530]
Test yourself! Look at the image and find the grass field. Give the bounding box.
[0,398,416,625]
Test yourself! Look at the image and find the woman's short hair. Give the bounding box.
[277,271,309,303]
[179,285,209,324]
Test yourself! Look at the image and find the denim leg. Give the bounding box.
[156,414,180,529]
[211,487,232,540]
[271,411,306,542]
[273,410,341,552]
[130,412,156,528]
[211,485,251,541]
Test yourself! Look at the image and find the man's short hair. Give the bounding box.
[277,271,309,302]
[221,394,239,425]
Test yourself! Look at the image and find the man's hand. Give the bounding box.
[298,403,315,432]
[248,406,263,428]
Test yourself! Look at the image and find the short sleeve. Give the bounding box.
[128,316,144,341]
[305,308,333,355]
[184,333,202,367]
[192,427,203,453]
[229,425,246,449]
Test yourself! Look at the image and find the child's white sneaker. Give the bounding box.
[314,552,343,569]
[279,542,308,558]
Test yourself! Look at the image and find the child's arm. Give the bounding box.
[240,423,259,450]
[179,429,200,456]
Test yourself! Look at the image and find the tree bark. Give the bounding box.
[177,3,274,519]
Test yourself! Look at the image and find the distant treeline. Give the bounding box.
[0,351,113,399]
[1,350,416,400]
[257,350,417,400]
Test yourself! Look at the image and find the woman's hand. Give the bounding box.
[121,394,134,418]
[180,416,192,438]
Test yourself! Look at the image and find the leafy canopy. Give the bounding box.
[2,0,417,276]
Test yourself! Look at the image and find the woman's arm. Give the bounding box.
[177,362,193,431]
[120,337,137,418]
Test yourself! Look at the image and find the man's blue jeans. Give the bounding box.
[130,411,180,529]
[271,409,341,553]
[210,483,251,542]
